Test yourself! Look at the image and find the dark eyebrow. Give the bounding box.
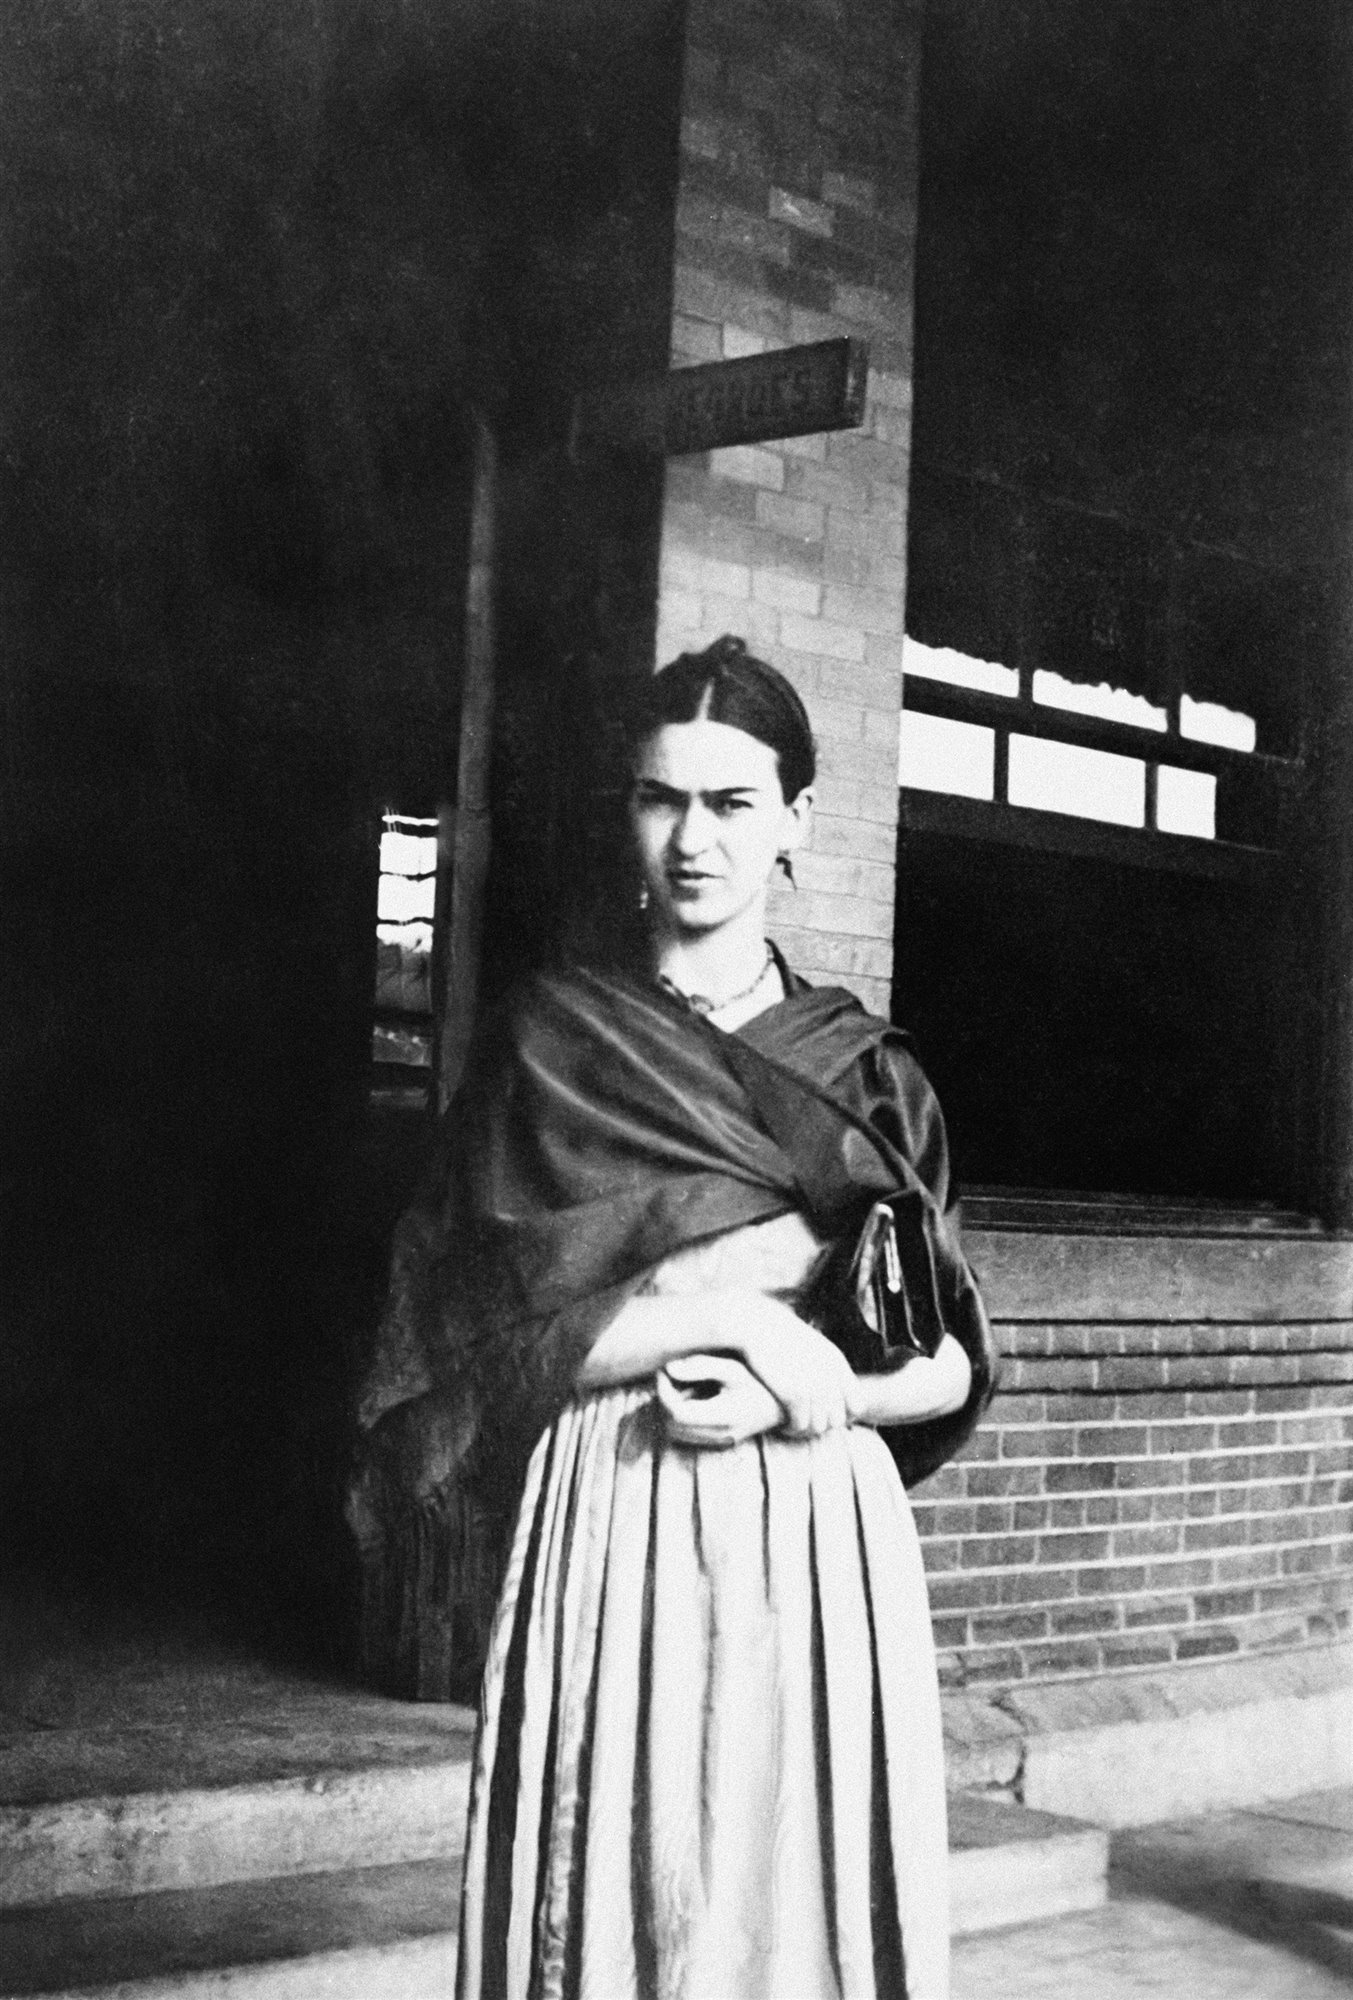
[633,780,761,804]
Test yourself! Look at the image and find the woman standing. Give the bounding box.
[357,636,996,2000]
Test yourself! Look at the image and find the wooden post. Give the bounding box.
[436,416,497,1112]
[434,346,869,1100]
[1309,616,1353,1231]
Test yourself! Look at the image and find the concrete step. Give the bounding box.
[0,1758,472,1912]
[0,1857,459,1999]
[0,1707,476,1907]
[0,1586,1105,1984]
[0,1794,1107,1995]
[949,1792,1110,1934]
[1,1766,1101,1932]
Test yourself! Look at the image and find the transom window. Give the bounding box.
[899,636,1260,844]
[898,468,1305,887]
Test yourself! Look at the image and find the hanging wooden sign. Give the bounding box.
[570,336,870,460]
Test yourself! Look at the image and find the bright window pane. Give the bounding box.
[1033,670,1167,732]
[899,709,995,799]
[379,828,437,877]
[1008,735,1145,827]
[1180,694,1256,753]
[377,871,436,924]
[902,636,1019,698]
[1156,765,1216,839]
[374,814,436,1092]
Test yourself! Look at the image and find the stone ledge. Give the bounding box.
[966,1228,1353,1323]
[1000,1636,1352,1733]
[943,1641,1353,1828]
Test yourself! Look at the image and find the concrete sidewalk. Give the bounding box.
[952,1787,1353,1998]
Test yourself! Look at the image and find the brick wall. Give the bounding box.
[919,1230,1353,1688]
[656,0,923,1013]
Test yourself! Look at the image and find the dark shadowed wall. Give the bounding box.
[898,0,1353,1208]
[0,0,683,1632]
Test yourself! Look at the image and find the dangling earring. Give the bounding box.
[777,852,797,889]
[638,882,650,911]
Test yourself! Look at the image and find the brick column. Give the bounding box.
[655,0,922,1012]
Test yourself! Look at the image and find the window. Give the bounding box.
[898,635,1269,867]
[900,470,1306,877]
[895,469,1311,1205]
[898,704,995,801]
[372,813,438,1109]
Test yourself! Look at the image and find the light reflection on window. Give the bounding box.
[377,819,437,955]
[902,635,1018,698]
[899,640,1255,842]
[1180,695,1256,754]
[899,710,995,799]
[1008,735,1146,828]
[1157,766,1216,839]
[1033,670,1167,733]
[377,870,435,939]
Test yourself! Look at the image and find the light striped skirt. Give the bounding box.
[456,1385,949,2000]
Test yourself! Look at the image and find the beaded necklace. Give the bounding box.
[656,942,775,1017]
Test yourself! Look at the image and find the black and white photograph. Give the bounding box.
[1,2,1350,1995]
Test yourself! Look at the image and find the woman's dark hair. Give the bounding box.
[629,635,817,801]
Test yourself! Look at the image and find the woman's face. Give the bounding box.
[630,718,812,937]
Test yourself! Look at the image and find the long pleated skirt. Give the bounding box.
[456,1386,950,2000]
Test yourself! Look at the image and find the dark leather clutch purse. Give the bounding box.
[805,1187,946,1377]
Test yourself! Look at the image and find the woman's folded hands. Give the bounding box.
[580,1286,971,1449]
[658,1295,973,1448]
[656,1352,786,1448]
[577,1288,849,1438]
[656,1294,855,1446]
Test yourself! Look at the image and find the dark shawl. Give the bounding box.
[357,959,996,1496]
